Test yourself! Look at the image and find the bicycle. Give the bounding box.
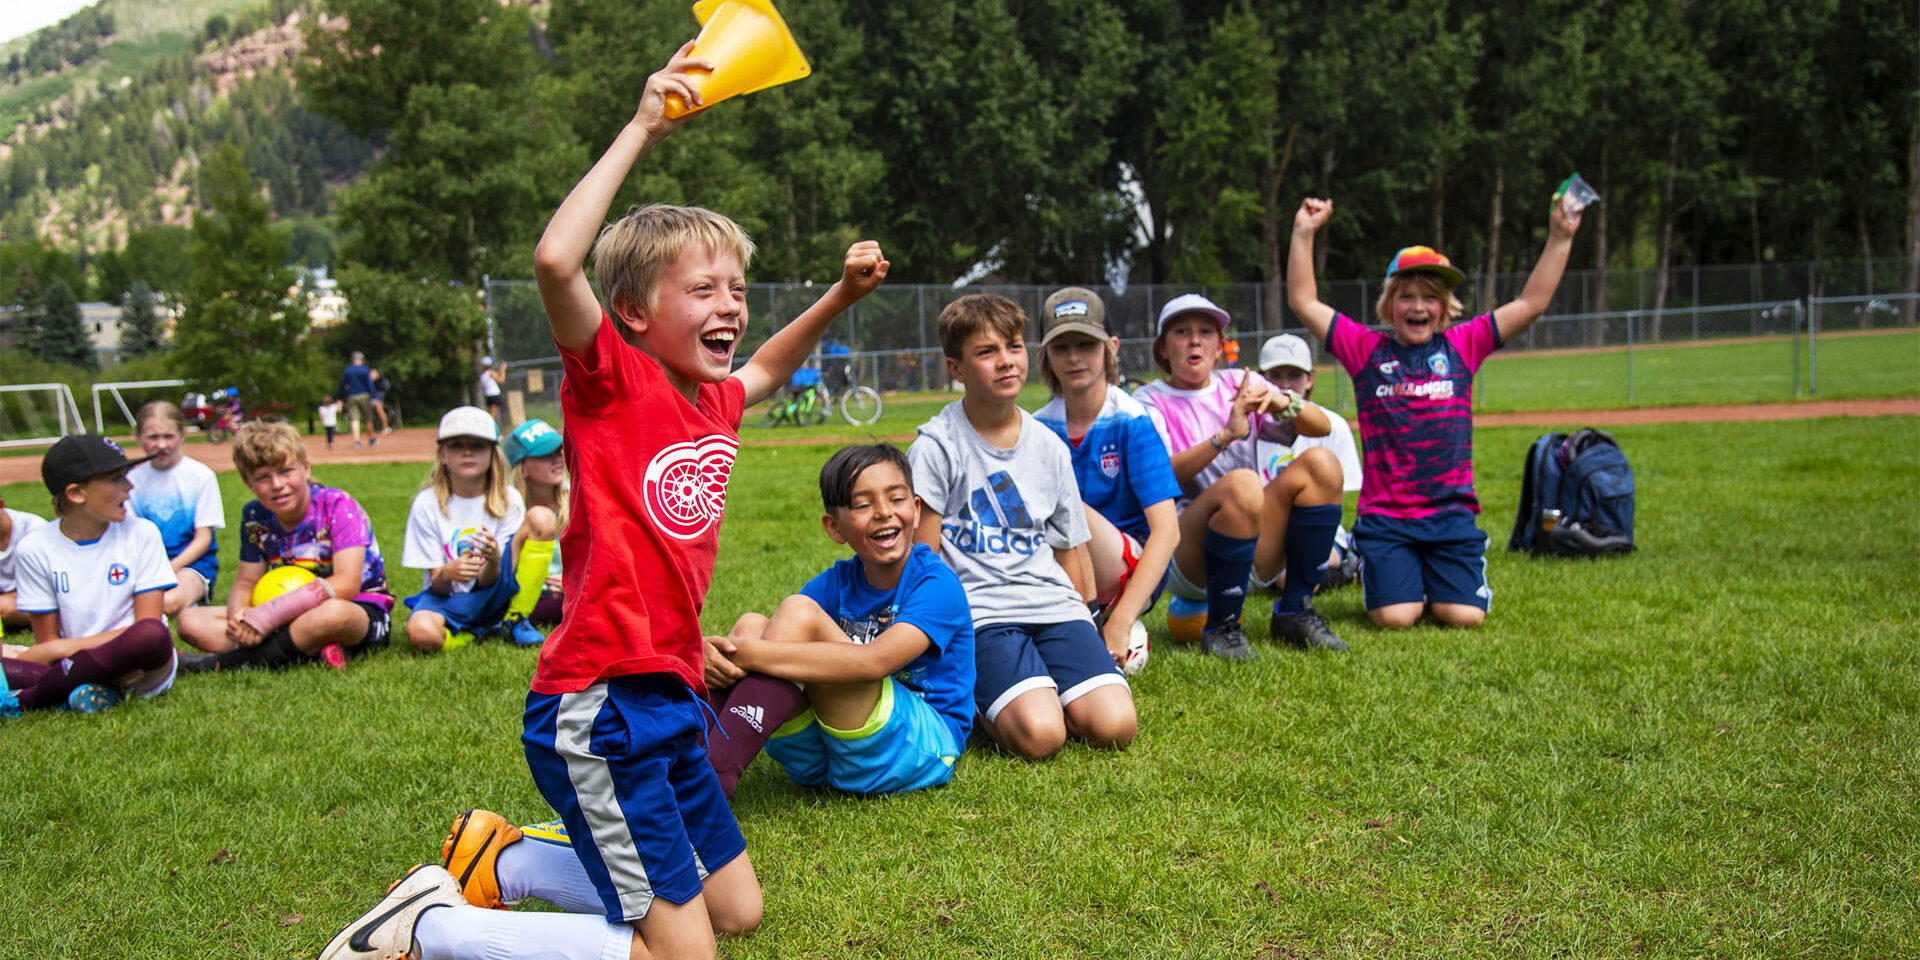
[762,377,829,427]
[760,363,884,428]
[829,360,883,426]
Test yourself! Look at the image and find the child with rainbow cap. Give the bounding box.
[1287,193,1581,629]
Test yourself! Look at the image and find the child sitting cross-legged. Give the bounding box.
[702,443,975,797]
[176,421,395,670]
[3,435,177,716]
[911,293,1137,761]
[401,406,535,652]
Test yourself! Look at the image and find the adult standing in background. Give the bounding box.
[478,355,506,427]
[370,367,395,436]
[338,350,379,449]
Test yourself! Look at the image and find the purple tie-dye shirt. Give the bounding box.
[238,483,393,610]
[1328,312,1501,519]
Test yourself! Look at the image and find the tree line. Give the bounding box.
[2,0,1915,413]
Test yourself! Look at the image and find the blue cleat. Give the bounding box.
[507,617,545,647]
[66,683,123,713]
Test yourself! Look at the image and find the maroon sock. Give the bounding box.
[706,673,804,798]
[15,618,171,709]
[530,593,564,627]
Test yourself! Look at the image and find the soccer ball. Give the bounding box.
[252,565,318,606]
[1121,619,1150,676]
[1166,595,1207,646]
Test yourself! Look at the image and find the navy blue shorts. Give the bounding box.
[405,549,518,633]
[974,620,1127,723]
[1352,511,1491,611]
[522,674,745,921]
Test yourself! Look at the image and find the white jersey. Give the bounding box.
[14,516,176,639]
[0,507,53,593]
[128,457,225,558]
[1255,407,1363,492]
[402,488,526,594]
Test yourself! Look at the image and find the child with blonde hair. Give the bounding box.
[176,420,393,669]
[400,407,532,651]
[128,400,225,617]
[1288,193,1581,629]
[504,419,566,628]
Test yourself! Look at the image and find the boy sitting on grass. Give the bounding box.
[703,443,975,797]
[319,43,888,960]
[3,435,176,715]
[176,420,394,671]
[911,293,1137,761]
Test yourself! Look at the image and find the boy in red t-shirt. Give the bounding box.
[320,44,889,960]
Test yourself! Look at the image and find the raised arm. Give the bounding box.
[1492,197,1582,340]
[1287,198,1338,341]
[733,242,889,407]
[532,41,709,355]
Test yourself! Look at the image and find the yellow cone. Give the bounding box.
[664,0,812,119]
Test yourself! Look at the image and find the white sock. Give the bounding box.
[498,837,605,914]
[414,903,632,960]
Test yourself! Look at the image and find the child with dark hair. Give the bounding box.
[702,442,974,796]
[4,435,177,716]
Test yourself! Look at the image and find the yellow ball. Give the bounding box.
[1166,595,1207,646]
[252,565,319,606]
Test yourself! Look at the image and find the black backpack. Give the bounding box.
[1507,428,1636,557]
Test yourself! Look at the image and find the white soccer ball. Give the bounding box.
[1122,619,1150,676]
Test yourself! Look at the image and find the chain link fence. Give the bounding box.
[482,261,1918,426]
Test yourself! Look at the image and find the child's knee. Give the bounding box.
[525,505,558,540]
[727,611,769,639]
[1292,447,1345,497]
[405,612,446,652]
[1368,604,1423,629]
[1433,604,1485,629]
[994,707,1067,761]
[707,889,763,937]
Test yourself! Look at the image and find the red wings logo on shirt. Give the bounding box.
[643,435,739,541]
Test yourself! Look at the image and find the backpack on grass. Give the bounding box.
[1507,428,1636,557]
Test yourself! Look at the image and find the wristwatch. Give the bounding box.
[1209,432,1231,452]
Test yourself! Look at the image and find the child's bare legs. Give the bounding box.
[611,852,761,959]
[1063,685,1136,749]
[291,600,374,651]
[1081,506,1137,608]
[177,605,235,651]
[1173,470,1261,584]
[160,572,208,618]
[408,610,450,653]
[757,595,877,729]
[982,689,1067,760]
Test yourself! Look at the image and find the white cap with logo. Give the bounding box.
[1156,293,1231,335]
[438,406,500,444]
[1258,334,1315,374]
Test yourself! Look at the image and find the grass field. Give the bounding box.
[3,417,1918,958]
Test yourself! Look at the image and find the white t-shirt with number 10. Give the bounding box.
[14,516,176,639]
[402,488,525,594]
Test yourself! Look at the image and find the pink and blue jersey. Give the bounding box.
[1328,313,1501,519]
[1033,386,1182,542]
[238,483,393,610]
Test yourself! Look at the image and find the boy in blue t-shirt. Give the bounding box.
[704,443,975,796]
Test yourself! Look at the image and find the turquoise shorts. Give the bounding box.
[764,676,959,795]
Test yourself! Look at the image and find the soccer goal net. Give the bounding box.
[91,378,188,435]
[0,382,86,450]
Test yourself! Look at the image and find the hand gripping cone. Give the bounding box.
[664,0,813,118]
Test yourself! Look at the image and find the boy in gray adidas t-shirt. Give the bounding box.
[909,294,1137,761]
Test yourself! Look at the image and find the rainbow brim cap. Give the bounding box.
[1384,246,1465,288]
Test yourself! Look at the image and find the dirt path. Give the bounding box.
[1,398,1914,486]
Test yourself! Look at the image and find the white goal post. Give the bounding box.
[92,378,188,434]
[0,382,86,450]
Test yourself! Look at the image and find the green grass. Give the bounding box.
[3,416,1917,957]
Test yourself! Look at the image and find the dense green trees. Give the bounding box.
[119,282,164,358]
[35,278,96,370]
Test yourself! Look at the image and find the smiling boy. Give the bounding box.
[703,443,974,796]
[321,43,889,960]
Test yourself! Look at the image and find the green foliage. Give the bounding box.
[329,265,487,412]
[33,276,95,370]
[3,419,1920,956]
[118,280,164,357]
[174,141,325,411]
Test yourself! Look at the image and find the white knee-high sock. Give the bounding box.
[414,904,631,960]
[497,837,605,914]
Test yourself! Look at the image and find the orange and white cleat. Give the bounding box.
[441,809,525,910]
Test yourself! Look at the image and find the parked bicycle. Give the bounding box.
[762,362,884,428]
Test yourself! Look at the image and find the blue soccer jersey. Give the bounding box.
[1034,385,1182,542]
[798,542,976,748]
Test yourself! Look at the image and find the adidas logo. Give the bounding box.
[729,704,764,733]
